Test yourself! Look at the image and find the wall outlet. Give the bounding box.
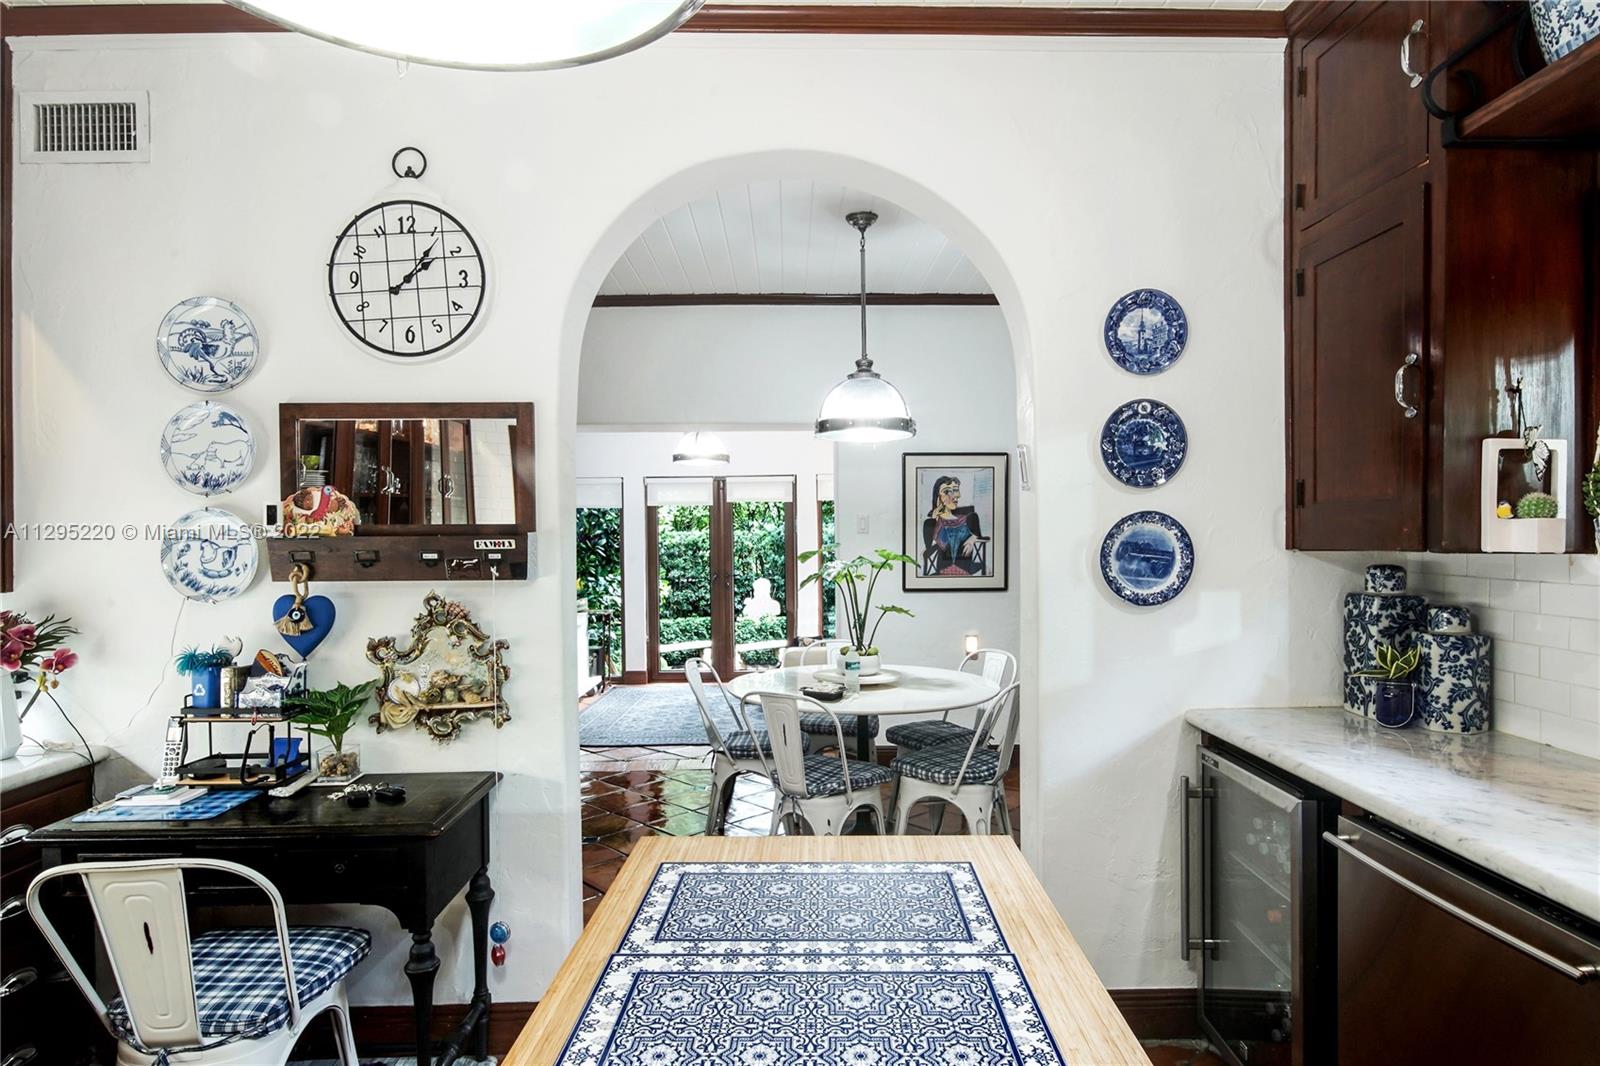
[856,515,870,534]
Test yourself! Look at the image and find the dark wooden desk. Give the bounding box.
[28,770,498,1066]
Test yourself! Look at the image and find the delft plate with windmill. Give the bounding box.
[156,296,260,392]
[1100,399,1188,487]
[160,401,254,496]
[1104,289,1187,374]
[160,507,258,603]
[1100,510,1194,607]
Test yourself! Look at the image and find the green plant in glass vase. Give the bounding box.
[798,547,915,675]
[287,679,377,783]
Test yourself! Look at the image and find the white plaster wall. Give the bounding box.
[575,429,835,672]
[2,30,1373,999]
[580,304,1019,676]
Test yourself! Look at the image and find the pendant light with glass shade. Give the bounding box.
[672,431,731,467]
[814,212,917,443]
[225,1,704,72]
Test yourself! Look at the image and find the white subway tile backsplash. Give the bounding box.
[1440,575,1490,603]
[1516,674,1571,714]
[1571,685,1600,723]
[1475,608,1515,640]
[1466,555,1517,580]
[1540,647,1600,689]
[1494,640,1540,676]
[1491,701,1542,741]
[1571,556,1599,586]
[1513,612,1569,649]
[1540,582,1600,620]
[1419,554,1470,577]
[1493,671,1515,702]
[1570,618,1599,654]
[1488,579,1542,613]
[1514,554,1572,584]
[1539,713,1600,759]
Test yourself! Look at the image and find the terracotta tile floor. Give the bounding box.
[578,742,1022,922]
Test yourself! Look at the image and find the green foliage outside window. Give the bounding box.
[655,502,790,669]
[576,506,624,676]
[819,499,837,638]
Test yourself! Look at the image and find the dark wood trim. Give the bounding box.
[1,6,13,593]
[593,292,998,307]
[1107,988,1201,1040]
[1282,0,1342,40]
[1282,14,1297,549]
[783,497,798,647]
[644,501,667,682]
[681,5,1288,38]
[618,669,650,686]
[0,3,1286,41]
[0,4,284,37]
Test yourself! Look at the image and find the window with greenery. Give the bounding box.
[655,501,790,670]
[818,499,837,638]
[576,506,623,677]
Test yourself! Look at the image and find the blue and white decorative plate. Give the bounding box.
[1104,288,1187,374]
[1100,510,1194,606]
[160,401,254,496]
[159,507,258,603]
[156,296,260,392]
[1100,399,1188,487]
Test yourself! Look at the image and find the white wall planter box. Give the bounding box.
[1480,438,1569,553]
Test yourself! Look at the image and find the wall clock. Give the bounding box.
[327,149,486,360]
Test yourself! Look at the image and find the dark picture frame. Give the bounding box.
[902,452,1010,592]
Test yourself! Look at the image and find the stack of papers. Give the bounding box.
[117,785,207,807]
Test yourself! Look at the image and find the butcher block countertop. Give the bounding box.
[504,835,1149,1065]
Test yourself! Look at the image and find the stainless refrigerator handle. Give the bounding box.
[1180,776,1221,960]
[1325,832,1600,983]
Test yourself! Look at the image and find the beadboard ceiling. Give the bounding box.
[599,181,988,297]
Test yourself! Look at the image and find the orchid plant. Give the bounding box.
[797,547,916,655]
[2,610,80,720]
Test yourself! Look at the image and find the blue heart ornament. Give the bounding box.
[272,593,336,658]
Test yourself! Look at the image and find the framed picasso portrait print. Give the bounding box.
[902,452,1009,592]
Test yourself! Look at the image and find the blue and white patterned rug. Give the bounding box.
[559,862,1060,1064]
[556,953,1064,1065]
[619,862,1008,956]
[579,684,738,747]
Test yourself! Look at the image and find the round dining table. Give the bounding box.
[726,664,999,762]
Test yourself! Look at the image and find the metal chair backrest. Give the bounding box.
[960,648,1018,690]
[779,643,835,668]
[27,857,299,1052]
[683,657,733,755]
[971,682,1023,786]
[742,691,854,801]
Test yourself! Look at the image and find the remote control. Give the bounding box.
[267,770,315,799]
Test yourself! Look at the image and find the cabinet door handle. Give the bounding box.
[1394,352,1420,419]
[0,825,32,849]
[1401,18,1426,88]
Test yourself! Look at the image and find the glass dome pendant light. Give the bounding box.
[814,211,917,443]
[672,431,730,467]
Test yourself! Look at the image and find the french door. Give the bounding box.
[646,475,797,680]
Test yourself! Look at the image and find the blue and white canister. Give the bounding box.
[1364,564,1408,594]
[1416,630,1492,734]
[1343,672,1379,718]
[1529,0,1600,64]
[1342,591,1425,674]
[1427,605,1472,634]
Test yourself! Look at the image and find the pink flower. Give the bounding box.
[1,642,22,673]
[4,624,36,651]
[41,648,77,674]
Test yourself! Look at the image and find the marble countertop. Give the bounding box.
[0,745,102,795]
[1186,706,1600,923]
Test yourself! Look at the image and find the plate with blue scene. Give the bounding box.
[1100,399,1187,487]
[1103,288,1187,374]
[159,507,258,603]
[160,401,254,496]
[156,296,260,392]
[1100,510,1193,606]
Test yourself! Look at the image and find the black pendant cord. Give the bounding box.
[857,226,870,373]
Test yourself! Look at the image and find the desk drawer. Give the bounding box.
[281,846,406,887]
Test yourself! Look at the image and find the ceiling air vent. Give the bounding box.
[20,91,149,163]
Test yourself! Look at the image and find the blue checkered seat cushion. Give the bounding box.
[798,712,880,739]
[800,754,895,797]
[724,729,810,759]
[108,926,370,1041]
[884,719,977,750]
[891,741,1000,787]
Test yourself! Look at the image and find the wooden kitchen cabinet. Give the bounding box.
[1285,0,1597,553]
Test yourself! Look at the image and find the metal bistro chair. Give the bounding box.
[781,642,881,753]
[744,691,892,836]
[884,648,1018,752]
[890,681,1021,836]
[27,857,370,1066]
[684,656,809,834]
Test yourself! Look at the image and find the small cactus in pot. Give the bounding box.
[1515,491,1559,519]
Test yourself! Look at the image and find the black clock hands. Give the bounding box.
[389,240,438,295]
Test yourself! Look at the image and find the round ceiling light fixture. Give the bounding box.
[814,211,916,444]
[226,1,705,72]
[672,431,731,467]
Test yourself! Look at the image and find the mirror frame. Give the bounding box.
[278,402,534,536]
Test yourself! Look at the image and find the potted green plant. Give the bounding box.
[1358,644,1420,729]
[797,547,915,676]
[287,679,377,783]
[175,644,236,712]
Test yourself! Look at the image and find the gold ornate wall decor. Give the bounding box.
[366,591,510,741]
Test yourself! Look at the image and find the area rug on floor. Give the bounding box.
[618,861,1009,956]
[555,952,1064,1065]
[579,684,741,746]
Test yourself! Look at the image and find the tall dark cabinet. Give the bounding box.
[1285,0,1598,553]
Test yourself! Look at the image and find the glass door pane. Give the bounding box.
[576,479,624,681]
[726,477,796,674]
[1202,759,1297,1066]
[647,477,716,680]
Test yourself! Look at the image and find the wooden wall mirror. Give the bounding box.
[271,402,534,581]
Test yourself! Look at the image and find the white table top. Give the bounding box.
[726,665,998,716]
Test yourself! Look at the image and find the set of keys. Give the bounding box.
[326,781,407,808]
